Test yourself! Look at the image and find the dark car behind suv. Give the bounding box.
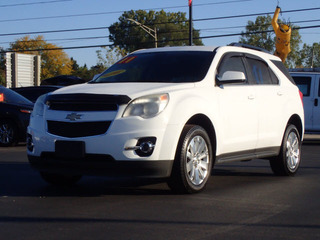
[0,86,33,146]
[40,75,85,86]
[11,85,61,103]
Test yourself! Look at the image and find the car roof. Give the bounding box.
[132,45,279,61]
[133,46,219,54]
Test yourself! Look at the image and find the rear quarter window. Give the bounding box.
[271,60,295,84]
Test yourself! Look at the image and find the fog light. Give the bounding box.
[139,141,155,154]
[27,134,34,152]
[136,137,156,157]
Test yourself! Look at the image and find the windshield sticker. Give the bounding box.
[99,69,126,79]
[0,93,4,102]
[117,56,137,64]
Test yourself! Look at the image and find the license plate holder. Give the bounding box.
[55,141,85,159]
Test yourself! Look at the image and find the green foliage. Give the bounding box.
[71,58,106,81]
[298,42,320,68]
[0,52,5,86]
[109,10,203,53]
[240,16,274,51]
[239,15,302,68]
[96,46,127,68]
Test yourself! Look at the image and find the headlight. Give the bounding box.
[31,94,47,117]
[123,94,169,119]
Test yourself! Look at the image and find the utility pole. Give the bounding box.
[128,18,157,48]
[311,46,315,68]
[189,0,193,46]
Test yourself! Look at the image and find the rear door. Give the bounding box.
[245,55,285,150]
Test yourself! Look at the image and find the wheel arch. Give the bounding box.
[287,114,304,140]
[185,114,217,158]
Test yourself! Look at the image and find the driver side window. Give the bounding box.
[218,55,248,84]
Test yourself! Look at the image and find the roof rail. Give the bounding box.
[228,42,270,54]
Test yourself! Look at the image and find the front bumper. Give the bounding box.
[28,154,173,178]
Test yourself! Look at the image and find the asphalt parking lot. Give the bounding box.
[0,138,320,240]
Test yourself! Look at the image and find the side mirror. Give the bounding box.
[216,71,246,86]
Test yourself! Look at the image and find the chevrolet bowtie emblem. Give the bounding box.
[66,113,82,121]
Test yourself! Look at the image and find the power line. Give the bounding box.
[194,7,320,23]
[2,24,320,54]
[0,35,109,45]
[0,0,252,23]
[0,27,108,37]
[1,6,319,38]
[2,15,320,44]
[0,0,72,8]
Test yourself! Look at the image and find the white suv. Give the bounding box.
[27,44,304,193]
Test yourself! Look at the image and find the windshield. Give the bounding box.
[90,51,215,83]
[0,87,33,105]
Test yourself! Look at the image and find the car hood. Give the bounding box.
[51,82,195,99]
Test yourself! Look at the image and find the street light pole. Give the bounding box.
[189,0,193,46]
[128,18,157,48]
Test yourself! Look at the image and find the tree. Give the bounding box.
[239,16,302,68]
[109,10,203,53]
[0,50,5,86]
[240,16,274,51]
[298,42,320,68]
[10,35,72,80]
[96,46,127,68]
[71,57,105,81]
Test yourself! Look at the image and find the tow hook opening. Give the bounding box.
[27,134,34,152]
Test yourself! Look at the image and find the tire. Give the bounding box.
[168,125,213,194]
[270,124,301,176]
[0,120,18,147]
[40,172,82,186]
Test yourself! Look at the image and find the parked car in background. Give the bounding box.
[27,44,304,193]
[0,86,33,146]
[40,75,85,86]
[11,86,61,103]
[290,69,320,133]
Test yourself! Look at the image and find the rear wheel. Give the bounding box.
[40,172,82,186]
[168,125,213,194]
[270,124,301,176]
[0,120,18,147]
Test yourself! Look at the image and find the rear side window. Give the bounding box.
[246,58,278,84]
[292,76,311,96]
[271,60,295,84]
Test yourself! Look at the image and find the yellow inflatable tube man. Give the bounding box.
[272,7,291,63]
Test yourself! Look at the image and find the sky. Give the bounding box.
[1,0,320,68]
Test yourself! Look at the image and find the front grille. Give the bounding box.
[47,121,111,138]
[46,93,131,112]
[49,102,117,111]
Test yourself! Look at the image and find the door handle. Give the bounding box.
[248,94,255,100]
[277,91,284,96]
[315,99,318,107]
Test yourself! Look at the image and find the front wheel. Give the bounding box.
[0,120,18,147]
[168,125,213,194]
[269,124,301,176]
[40,172,82,186]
